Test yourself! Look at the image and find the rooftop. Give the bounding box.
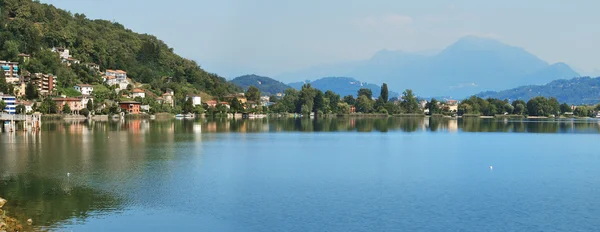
[76,84,94,87]
[119,101,141,104]
[133,89,145,93]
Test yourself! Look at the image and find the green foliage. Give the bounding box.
[527,96,560,116]
[324,90,340,113]
[80,108,89,116]
[356,95,374,113]
[182,97,194,114]
[231,75,290,95]
[343,95,356,106]
[573,106,595,117]
[62,102,71,114]
[477,77,600,105]
[15,104,25,114]
[246,86,261,102]
[25,81,37,99]
[426,98,440,115]
[380,83,389,103]
[0,71,8,93]
[401,89,420,114]
[0,0,239,96]
[313,90,325,113]
[38,97,57,114]
[0,100,6,112]
[358,88,373,100]
[230,97,243,113]
[56,86,82,97]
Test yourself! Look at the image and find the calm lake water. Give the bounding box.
[1,117,600,231]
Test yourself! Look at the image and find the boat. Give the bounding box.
[175,114,184,119]
[184,113,195,119]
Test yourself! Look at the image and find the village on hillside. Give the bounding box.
[0,47,276,119]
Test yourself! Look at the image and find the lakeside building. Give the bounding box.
[186,94,202,106]
[119,101,141,114]
[75,84,94,95]
[0,93,16,114]
[1,60,19,83]
[53,96,91,114]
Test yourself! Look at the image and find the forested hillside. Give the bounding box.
[476,77,600,105]
[231,74,290,95]
[0,0,238,98]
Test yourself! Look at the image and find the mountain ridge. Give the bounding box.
[476,76,600,105]
[276,36,579,98]
[230,74,290,95]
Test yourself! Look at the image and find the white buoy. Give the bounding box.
[67,172,71,177]
[489,166,493,170]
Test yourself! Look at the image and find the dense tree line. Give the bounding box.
[268,83,421,115]
[458,96,585,117]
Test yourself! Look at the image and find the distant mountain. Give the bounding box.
[230,74,291,95]
[289,77,399,98]
[476,76,600,105]
[277,36,579,97]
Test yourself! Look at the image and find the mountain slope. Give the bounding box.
[476,76,600,105]
[289,77,399,98]
[0,0,238,98]
[230,74,290,95]
[278,36,579,98]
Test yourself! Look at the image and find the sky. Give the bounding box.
[41,0,600,78]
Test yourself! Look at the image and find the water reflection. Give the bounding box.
[1,117,600,229]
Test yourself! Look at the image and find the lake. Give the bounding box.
[1,117,600,231]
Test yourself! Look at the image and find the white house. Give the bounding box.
[132,89,146,99]
[104,69,129,91]
[52,47,71,60]
[74,84,94,95]
[186,94,202,106]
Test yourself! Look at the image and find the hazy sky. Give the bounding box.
[42,0,600,78]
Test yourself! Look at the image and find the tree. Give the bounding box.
[15,104,26,114]
[269,95,278,103]
[324,90,340,113]
[62,103,72,114]
[80,108,90,117]
[313,90,325,114]
[357,88,372,100]
[343,95,356,106]
[426,98,440,115]
[25,82,38,100]
[0,71,8,93]
[401,89,420,114]
[230,97,243,113]
[182,97,194,114]
[379,83,389,103]
[356,95,374,113]
[560,103,572,114]
[512,100,527,115]
[87,99,94,111]
[0,100,6,113]
[246,86,261,102]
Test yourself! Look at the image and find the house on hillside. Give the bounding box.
[74,84,94,95]
[104,69,129,91]
[17,53,30,63]
[186,94,202,106]
[132,89,146,99]
[52,47,71,60]
[25,73,56,96]
[162,89,174,107]
[1,60,19,83]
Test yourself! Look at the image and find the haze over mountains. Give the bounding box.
[288,77,399,99]
[275,36,579,98]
